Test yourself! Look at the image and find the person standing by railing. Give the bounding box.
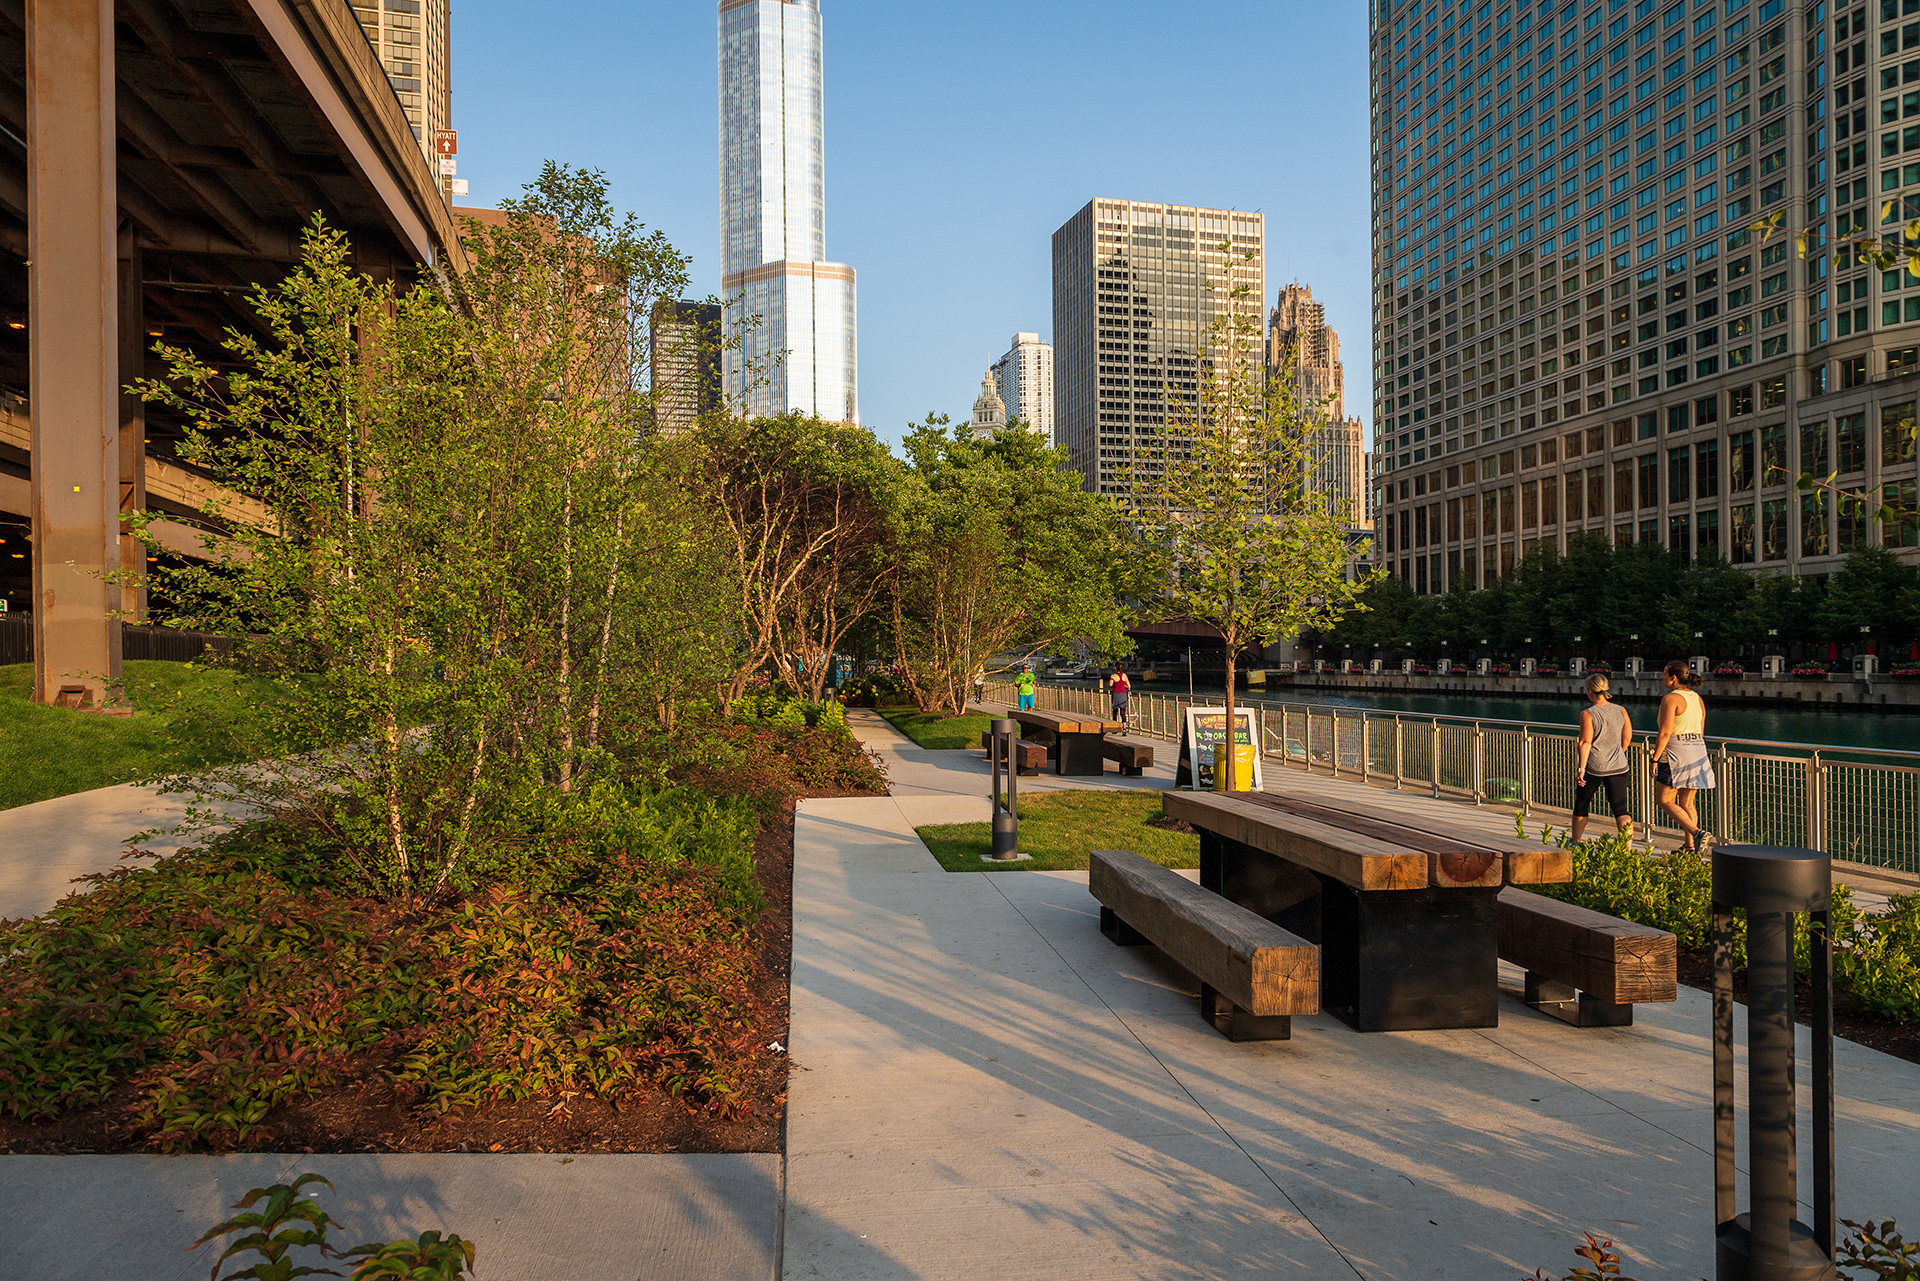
[1651,659,1717,851]
[1572,674,1634,843]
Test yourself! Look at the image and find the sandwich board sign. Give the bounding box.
[1176,706,1263,790]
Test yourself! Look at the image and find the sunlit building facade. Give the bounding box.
[718,0,859,424]
[1268,282,1371,527]
[351,0,449,167]
[1370,0,1919,599]
[1053,199,1266,496]
[991,332,1055,440]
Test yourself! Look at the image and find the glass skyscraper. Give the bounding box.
[718,0,859,425]
[1371,0,1920,597]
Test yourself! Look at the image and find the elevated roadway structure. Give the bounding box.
[0,0,458,705]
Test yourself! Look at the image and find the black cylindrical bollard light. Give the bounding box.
[989,717,1019,860]
[1711,844,1836,1281]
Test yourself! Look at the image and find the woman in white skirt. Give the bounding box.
[1651,659,1717,851]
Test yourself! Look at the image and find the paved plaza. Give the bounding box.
[779,711,1920,1279]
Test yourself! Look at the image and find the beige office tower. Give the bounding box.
[990,332,1055,440]
[969,373,1006,438]
[1269,282,1348,418]
[1268,282,1369,527]
[1053,199,1265,495]
[1370,0,1920,598]
[352,0,451,169]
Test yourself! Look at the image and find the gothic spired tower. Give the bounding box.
[718,0,858,424]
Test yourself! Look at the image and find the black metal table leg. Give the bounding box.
[1055,730,1106,775]
[1209,833,1500,1032]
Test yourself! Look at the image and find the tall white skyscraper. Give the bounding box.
[990,333,1054,442]
[718,0,858,424]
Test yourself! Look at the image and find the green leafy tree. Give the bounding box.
[1119,250,1374,791]
[1819,547,1920,647]
[890,415,1130,714]
[1662,547,1756,655]
[137,164,699,899]
[689,410,904,708]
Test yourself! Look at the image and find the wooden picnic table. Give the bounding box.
[1005,706,1125,776]
[1162,789,1572,1032]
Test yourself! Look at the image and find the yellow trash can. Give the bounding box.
[1211,742,1256,792]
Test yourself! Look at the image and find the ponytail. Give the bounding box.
[1663,659,1701,689]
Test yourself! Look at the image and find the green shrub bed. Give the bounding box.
[0,720,886,1152]
[1539,831,1920,1023]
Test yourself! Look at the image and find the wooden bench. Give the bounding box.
[1008,707,1124,775]
[979,730,1047,776]
[1163,790,1573,1032]
[1496,888,1677,1027]
[1102,736,1155,776]
[1090,848,1319,1042]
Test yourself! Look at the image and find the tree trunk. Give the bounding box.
[1221,632,1241,794]
[557,470,575,794]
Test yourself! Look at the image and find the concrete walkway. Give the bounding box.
[782,713,1920,1279]
[0,782,192,921]
[0,1152,778,1281]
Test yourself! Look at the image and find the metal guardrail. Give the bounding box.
[984,680,1920,876]
[0,616,234,665]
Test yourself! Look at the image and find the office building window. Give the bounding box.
[1801,491,1829,558]
[1731,504,1756,564]
[1801,420,1830,475]
[1669,446,1692,503]
[1886,401,1918,465]
[1762,498,1788,560]
[1730,430,1755,491]
[1762,422,1788,483]
[1885,480,1919,548]
[1697,438,1721,498]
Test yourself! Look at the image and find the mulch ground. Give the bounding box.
[1674,948,1920,1068]
[0,801,822,1156]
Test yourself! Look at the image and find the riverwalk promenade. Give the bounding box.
[1,715,1916,1278]
[781,711,1920,1278]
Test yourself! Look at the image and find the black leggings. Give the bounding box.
[1573,771,1629,818]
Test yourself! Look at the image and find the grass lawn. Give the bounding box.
[917,788,1198,872]
[878,705,993,750]
[0,660,294,810]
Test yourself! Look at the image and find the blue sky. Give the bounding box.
[453,0,1373,450]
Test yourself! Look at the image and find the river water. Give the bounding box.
[1119,681,1920,755]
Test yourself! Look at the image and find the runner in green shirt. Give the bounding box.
[1015,665,1037,710]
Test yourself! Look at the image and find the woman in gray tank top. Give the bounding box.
[1572,673,1633,842]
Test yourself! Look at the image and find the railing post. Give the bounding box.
[1331,709,1342,776]
[1716,745,1732,839]
[1431,718,1441,799]
[1393,715,1404,791]
[1520,726,1533,816]
[1807,752,1825,852]
[1472,725,1484,806]
[1360,713,1371,784]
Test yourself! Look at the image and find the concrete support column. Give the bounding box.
[119,228,147,625]
[27,0,123,707]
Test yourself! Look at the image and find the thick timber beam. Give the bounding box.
[27,0,122,708]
